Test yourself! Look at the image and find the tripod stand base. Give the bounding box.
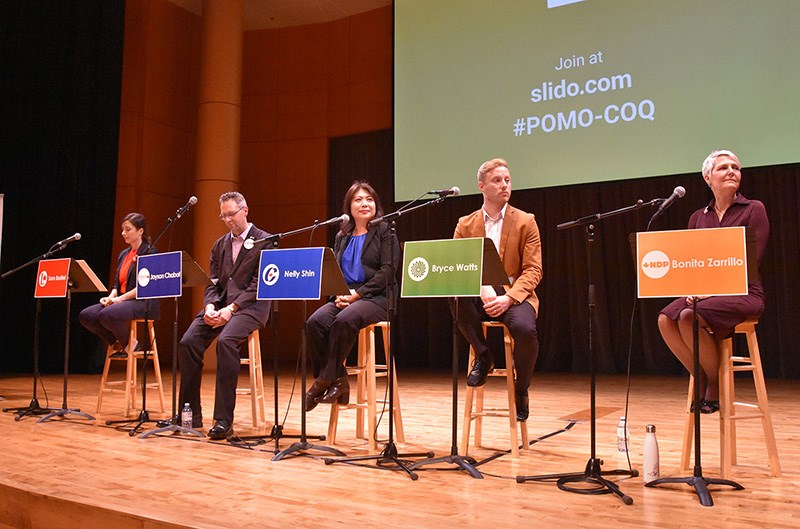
[272,441,346,461]
[408,452,483,479]
[139,423,206,439]
[645,474,744,507]
[5,398,53,421]
[37,407,95,423]
[517,458,636,504]
[105,409,157,436]
[323,441,434,480]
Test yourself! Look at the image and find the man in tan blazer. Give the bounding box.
[452,158,542,421]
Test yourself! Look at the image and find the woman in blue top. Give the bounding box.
[305,182,399,411]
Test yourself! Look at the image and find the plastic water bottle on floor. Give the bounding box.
[181,403,193,429]
[643,424,660,483]
[617,416,630,452]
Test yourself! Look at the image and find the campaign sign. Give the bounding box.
[257,247,324,300]
[137,251,182,299]
[34,258,71,298]
[636,226,748,298]
[401,238,483,297]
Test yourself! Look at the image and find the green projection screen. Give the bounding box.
[394,0,800,200]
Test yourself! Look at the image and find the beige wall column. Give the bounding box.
[192,0,244,370]
[192,0,244,288]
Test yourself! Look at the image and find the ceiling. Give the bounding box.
[167,0,391,29]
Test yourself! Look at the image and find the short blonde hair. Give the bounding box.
[701,150,738,178]
[477,158,508,182]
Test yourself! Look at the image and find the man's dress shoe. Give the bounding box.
[304,377,332,412]
[467,354,494,387]
[315,376,350,405]
[208,420,233,440]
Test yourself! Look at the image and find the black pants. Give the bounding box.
[450,297,539,394]
[306,298,386,381]
[178,311,262,423]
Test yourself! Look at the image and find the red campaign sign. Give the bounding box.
[34,258,71,298]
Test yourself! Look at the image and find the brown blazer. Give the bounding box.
[454,204,543,315]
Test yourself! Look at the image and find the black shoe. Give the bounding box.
[700,399,720,414]
[515,391,529,421]
[467,353,494,387]
[316,376,350,405]
[208,420,233,440]
[305,377,332,412]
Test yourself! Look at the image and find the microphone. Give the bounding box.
[654,186,686,216]
[316,213,349,227]
[56,233,81,246]
[175,196,198,218]
[428,186,460,197]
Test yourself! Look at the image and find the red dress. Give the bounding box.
[659,194,769,339]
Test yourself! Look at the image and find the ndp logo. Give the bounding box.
[407,257,429,282]
[262,264,280,286]
[641,250,670,279]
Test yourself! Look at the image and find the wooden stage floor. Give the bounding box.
[0,370,798,528]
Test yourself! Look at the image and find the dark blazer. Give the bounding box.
[204,224,271,324]
[111,242,159,317]
[112,242,156,293]
[334,221,399,300]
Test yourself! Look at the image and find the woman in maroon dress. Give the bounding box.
[658,150,769,413]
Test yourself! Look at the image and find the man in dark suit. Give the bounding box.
[178,191,271,439]
[451,158,543,421]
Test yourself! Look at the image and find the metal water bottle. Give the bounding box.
[643,424,660,483]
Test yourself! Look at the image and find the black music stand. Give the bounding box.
[39,259,105,422]
[409,238,510,479]
[140,251,211,439]
[641,227,754,506]
[2,241,80,420]
[272,248,350,460]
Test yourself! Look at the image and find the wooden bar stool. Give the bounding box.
[96,319,165,416]
[327,322,405,451]
[681,319,781,477]
[236,329,267,428]
[461,321,529,457]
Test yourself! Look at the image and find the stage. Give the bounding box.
[1,371,798,528]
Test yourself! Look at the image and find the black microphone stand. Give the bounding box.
[2,240,77,420]
[109,206,193,436]
[516,198,662,503]
[323,212,434,479]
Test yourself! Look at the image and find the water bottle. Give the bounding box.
[617,416,630,452]
[643,424,660,483]
[181,403,193,429]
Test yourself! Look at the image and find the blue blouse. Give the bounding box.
[341,233,366,286]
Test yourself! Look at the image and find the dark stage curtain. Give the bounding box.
[329,130,800,379]
[0,1,125,374]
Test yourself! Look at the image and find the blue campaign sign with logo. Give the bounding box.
[137,251,182,299]
[257,247,324,300]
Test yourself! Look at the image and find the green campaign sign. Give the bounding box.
[401,238,483,297]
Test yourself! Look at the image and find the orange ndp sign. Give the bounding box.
[34,258,71,298]
[636,227,749,298]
